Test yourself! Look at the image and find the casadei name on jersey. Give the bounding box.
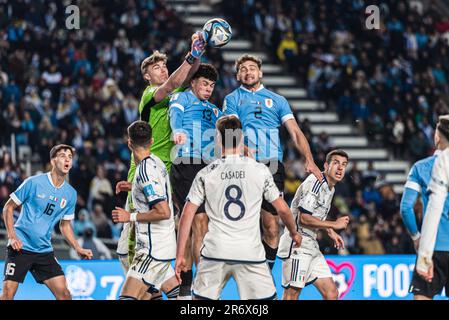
[221,170,246,180]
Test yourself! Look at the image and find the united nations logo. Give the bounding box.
[65,265,96,298]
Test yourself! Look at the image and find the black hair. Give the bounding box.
[326,149,349,164]
[191,63,218,82]
[216,115,243,149]
[127,121,152,148]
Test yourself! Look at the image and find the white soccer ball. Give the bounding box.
[202,18,232,48]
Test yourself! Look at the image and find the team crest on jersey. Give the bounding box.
[60,198,67,209]
[265,98,273,108]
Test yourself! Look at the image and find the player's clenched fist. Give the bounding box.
[173,132,187,145]
[112,207,131,223]
[333,216,350,230]
[77,248,93,260]
[115,181,132,194]
[290,232,302,248]
[9,236,23,251]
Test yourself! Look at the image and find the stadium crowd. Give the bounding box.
[3,0,444,256]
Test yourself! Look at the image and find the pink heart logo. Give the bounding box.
[326,260,356,299]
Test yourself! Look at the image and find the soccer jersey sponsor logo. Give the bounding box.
[37,193,46,199]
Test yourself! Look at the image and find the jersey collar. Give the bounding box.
[434,149,442,156]
[47,172,65,189]
[239,84,265,93]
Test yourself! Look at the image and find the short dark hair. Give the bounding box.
[127,121,153,148]
[216,115,243,149]
[191,63,218,82]
[437,115,449,142]
[235,54,262,72]
[326,149,349,164]
[50,144,75,159]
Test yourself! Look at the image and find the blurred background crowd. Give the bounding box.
[2,0,448,257]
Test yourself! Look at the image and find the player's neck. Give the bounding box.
[133,149,151,164]
[437,141,449,150]
[222,147,241,157]
[49,169,66,188]
[324,172,336,189]
[242,82,262,92]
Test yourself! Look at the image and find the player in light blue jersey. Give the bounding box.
[1,144,92,300]
[400,115,449,300]
[223,54,322,269]
[169,63,221,299]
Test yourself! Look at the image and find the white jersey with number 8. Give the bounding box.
[187,154,281,262]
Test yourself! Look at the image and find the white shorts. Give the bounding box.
[193,257,277,300]
[282,237,332,289]
[127,252,175,291]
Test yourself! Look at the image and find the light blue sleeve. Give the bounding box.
[400,164,421,236]
[400,187,420,236]
[10,177,33,205]
[169,92,188,133]
[62,190,77,220]
[278,96,294,124]
[223,93,238,116]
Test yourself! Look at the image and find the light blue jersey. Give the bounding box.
[9,172,77,253]
[169,89,222,161]
[400,150,449,251]
[223,85,294,162]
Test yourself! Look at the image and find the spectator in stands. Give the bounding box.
[69,226,112,260]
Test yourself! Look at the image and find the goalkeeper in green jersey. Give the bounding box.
[115,32,206,300]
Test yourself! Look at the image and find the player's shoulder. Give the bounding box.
[301,173,323,193]
[64,181,77,197]
[412,154,437,174]
[435,148,449,168]
[261,86,288,103]
[143,154,165,171]
[225,87,240,100]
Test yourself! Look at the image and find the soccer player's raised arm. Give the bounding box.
[400,164,422,249]
[284,118,323,181]
[417,151,449,279]
[154,33,205,102]
[169,93,187,145]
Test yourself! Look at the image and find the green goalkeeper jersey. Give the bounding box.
[126,85,184,262]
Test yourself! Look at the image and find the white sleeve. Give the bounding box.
[186,171,205,206]
[263,166,281,203]
[140,162,167,208]
[417,151,449,270]
[297,178,320,214]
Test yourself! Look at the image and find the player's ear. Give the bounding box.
[259,69,263,79]
[143,72,151,83]
[324,161,329,171]
[150,138,154,146]
[127,139,132,150]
